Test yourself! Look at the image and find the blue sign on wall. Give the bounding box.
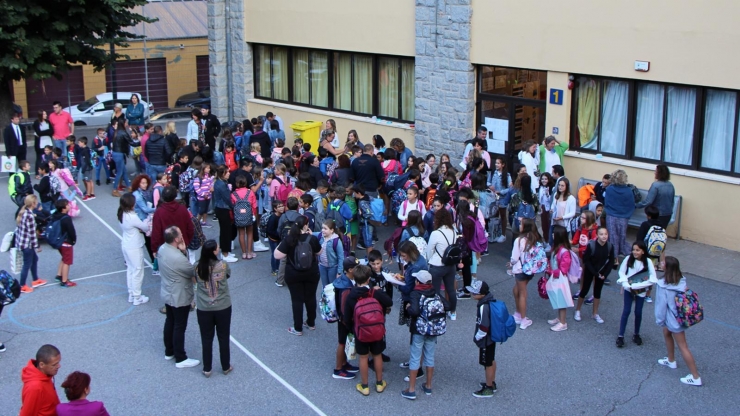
[550,89,564,105]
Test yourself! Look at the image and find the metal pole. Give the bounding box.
[225,3,233,121]
[143,3,150,106]
[110,42,117,101]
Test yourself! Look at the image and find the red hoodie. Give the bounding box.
[20,359,60,416]
[151,200,194,252]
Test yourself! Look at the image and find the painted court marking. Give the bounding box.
[74,198,328,416]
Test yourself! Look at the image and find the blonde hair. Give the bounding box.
[164,121,177,136]
[251,142,261,153]
[610,169,629,186]
[275,163,286,175]
[16,195,38,224]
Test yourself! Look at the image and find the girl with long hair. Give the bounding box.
[538,172,555,240]
[231,176,257,260]
[131,174,156,264]
[16,195,44,293]
[193,163,215,226]
[317,219,344,287]
[508,218,543,329]
[273,216,322,336]
[549,177,577,238]
[575,226,614,324]
[488,157,512,244]
[118,192,149,305]
[654,256,702,386]
[615,241,657,348]
[426,207,458,319]
[518,140,538,192]
[213,165,237,263]
[545,225,574,332]
[196,239,233,377]
[455,200,476,299]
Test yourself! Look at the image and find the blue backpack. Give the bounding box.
[369,197,386,223]
[489,300,517,343]
[0,270,21,303]
[45,215,69,250]
[513,202,536,232]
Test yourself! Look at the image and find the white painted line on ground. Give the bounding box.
[79,197,326,416]
[229,336,327,416]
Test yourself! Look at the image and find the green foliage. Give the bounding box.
[0,0,155,84]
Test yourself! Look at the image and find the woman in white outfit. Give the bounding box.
[118,193,150,305]
[518,140,539,193]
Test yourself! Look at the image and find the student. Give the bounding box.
[575,227,615,324]
[654,256,702,386]
[397,185,426,225]
[16,195,45,293]
[397,240,429,324]
[571,210,599,304]
[10,160,34,207]
[214,166,237,263]
[34,163,57,213]
[616,241,657,348]
[401,270,448,400]
[171,152,189,193]
[508,218,543,329]
[300,194,317,230]
[352,184,376,255]
[637,205,667,274]
[537,173,554,240]
[425,207,457,318]
[275,197,302,287]
[51,199,77,287]
[266,200,285,276]
[271,138,285,163]
[332,256,360,380]
[65,135,80,183]
[152,172,168,209]
[326,185,353,234]
[118,193,150,305]
[400,211,425,249]
[549,177,577,246]
[455,200,477,299]
[223,141,239,173]
[193,163,215,227]
[75,137,95,200]
[343,264,393,396]
[250,142,264,165]
[469,280,498,398]
[92,128,110,185]
[318,219,344,287]
[368,249,393,300]
[594,173,610,204]
[545,225,574,332]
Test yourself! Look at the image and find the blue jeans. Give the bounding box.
[53,139,67,154]
[269,240,279,273]
[409,333,437,371]
[112,151,130,188]
[319,264,338,288]
[148,164,166,181]
[189,193,199,216]
[95,156,110,181]
[619,290,645,337]
[41,201,53,213]
[20,248,39,287]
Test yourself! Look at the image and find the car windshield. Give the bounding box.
[77,96,100,112]
[201,90,210,98]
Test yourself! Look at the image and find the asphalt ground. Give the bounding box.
[0,164,739,415]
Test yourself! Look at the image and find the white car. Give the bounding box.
[65,92,153,126]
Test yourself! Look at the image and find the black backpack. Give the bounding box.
[435,229,462,266]
[280,216,296,241]
[291,237,314,271]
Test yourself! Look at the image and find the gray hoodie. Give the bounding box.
[654,277,687,333]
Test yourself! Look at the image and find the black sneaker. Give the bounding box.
[479,381,498,392]
[481,250,490,257]
[473,386,494,398]
[616,337,625,348]
[381,353,391,363]
[95,180,101,186]
[632,334,643,346]
[457,291,471,299]
[403,367,424,382]
[0,343,6,352]
[584,297,594,305]
[399,362,409,369]
[54,275,62,282]
[356,242,367,250]
[604,278,612,285]
[332,369,356,380]
[106,179,111,185]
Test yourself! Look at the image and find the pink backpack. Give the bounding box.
[466,215,488,253]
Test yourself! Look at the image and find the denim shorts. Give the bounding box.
[408,333,437,370]
[515,273,533,282]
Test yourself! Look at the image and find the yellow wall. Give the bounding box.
[471,0,740,89]
[244,0,415,56]
[12,38,207,112]
[248,100,415,152]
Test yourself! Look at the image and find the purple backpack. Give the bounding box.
[467,215,488,253]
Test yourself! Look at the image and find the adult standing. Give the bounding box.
[20,344,61,416]
[201,105,221,149]
[126,93,146,129]
[145,125,170,179]
[181,139,201,168]
[267,119,285,148]
[518,140,539,193]
[249,121,272,160]
[636,164,675,229]
[4,112,27,162]
[604,169,635,257]
[195,240,233,377]
[159,225,200,368]
[111,120,138,197]
[118,193,150,306]
[273,216,322,336]
[16,195,45,293]
[163,121,180,163]
[32,110,54,173]
[538,135,568,176]
[350,144,384,198]
[187,109,205,142]
[390,138,413,169]
[426,208,458,319]
[49,101,74,152]
[56,371,110,416]
[151,186,194,256]
[462,126,488,167]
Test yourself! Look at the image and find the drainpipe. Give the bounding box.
[143,3,150,108]
[225,2,234,121]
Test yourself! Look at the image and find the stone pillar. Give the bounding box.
[208,0,252,122]
[414,0,475,157]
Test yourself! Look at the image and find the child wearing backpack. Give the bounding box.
[318,219,345,287]
[575,227,615,324]
[469,280,498,398]
[545,225,575,332]
[270,163,291,205]
[192,163,215,227]
[401,270,449,400]
[571,210,598,304]
[50,199,77,287]
[400,211,426,258]
[183,156,203,215]
[615,241,657,349]
[326,185,353,235]
[352,184,377,256]
[637,206,667,302]
[266,200,284,275]
[231,175,257,260]
[508,218,545,330]
[342,265,393,396]
[331,256,359,380]
[654,256,702,386]
[397,186,427,226]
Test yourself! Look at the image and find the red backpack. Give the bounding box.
[353,289,386,343]
[274,177,293,204]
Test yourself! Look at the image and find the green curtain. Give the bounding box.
[272,47,289,101]
[293,49,309,104]
[333,52,352,111]
[401,59,415,122]
[311,51,328,107]
[577,77,600,148]
[378,57,399,119]
[353,54,373,114]
[255,45,271,98]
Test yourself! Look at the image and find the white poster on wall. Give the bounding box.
[485,118,509,141]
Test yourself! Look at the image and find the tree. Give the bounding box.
[0,0,154,127]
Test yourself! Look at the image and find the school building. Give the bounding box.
[209,0,740,251]
[11,1,209,117]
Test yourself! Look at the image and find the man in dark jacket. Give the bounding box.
[4,112,27,162]
[249,124,272,160]
[152,186,194,254]
[350,144,384,198]
[145,125,171,179]
[181,140,201,168]
[201,105,221,149]
[342,265,392,395]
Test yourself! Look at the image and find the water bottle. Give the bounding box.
[391,248,397,258]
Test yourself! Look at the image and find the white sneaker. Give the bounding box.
[226,252,236,258]
[495,235,506,243]
[175,358,200,368]
[519,318,533,329]
[547,318,560,325]
[680,374,702,386]
[128,294,134,303]
[133,295,149,306]
[513,314,522,325]
[165,354,174,360]
[574,311,582,322]
[658,357,677,369]
[550,322,568,332]
[593,314,604,324]
[448,312,457,321]
[223,256,238,263]
[253,241,269,252]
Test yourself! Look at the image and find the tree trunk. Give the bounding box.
[0,80,15,132]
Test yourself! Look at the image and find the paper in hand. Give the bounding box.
[382,272,406,286]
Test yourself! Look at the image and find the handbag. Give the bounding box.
[1,156,17,173]
[537,276,549,299]
[344,334,356,360]
[9,247,23,274]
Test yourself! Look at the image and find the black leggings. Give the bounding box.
[215,208,235,254]
[197,306,232,372]
[460,252,473,291]
[430,264,457,312]
[579,271,605,299]
[286,277,319,332]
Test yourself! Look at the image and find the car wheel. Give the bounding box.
[74,121,87,126]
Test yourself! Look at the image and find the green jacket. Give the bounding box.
[539,141,569,174]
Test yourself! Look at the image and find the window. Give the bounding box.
[572,75,740,176]
[254,44,414,123]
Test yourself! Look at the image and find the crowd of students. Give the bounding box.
[6,116,704,413]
